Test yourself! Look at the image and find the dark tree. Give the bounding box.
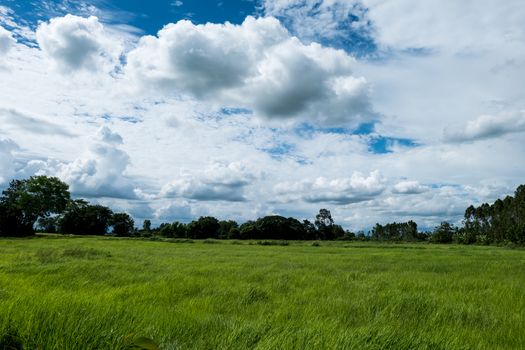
[301,220,317,240]
[157,221,187,238]
[460,184,525,244]
[111,213,135,236]
[315,209,335,240]
[187,216,220,239]
[143,219,152,233]
[315,209,334,228]
[58,201,113,235]
[218,220,238,239]
[239,220,259,239]
[0,176,70,236]
[431,222,456,243]
[371,221,419,242]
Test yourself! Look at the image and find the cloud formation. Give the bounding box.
[275,170,385,204]
[444,111,525,143]
[0,25,14,55]
[393,180,428,194]
[53,127,136,199]
[0,107,76,137]
[126,16,371,124]
[161,162,255,202]
[0,138,17,185]
[36,14,122,72]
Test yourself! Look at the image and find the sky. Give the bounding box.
[0,0,524,231]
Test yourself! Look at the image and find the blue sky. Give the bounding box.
[0,0,524,230]
[1,1,258,32]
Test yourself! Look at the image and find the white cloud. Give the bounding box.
[444,111,525,143]
[361,0,525,53]
[0,138,17,185]
[36,14,122,73]
[0,25,14,55]
[275,170,385,204]
[125,16,372,124]
[154,202,192,222]
[393,180,428,194]
[0,107,76,137]
[161,162,255,202]
[1,8,524,231]
[262,0,370,47]
[51,127,136,199]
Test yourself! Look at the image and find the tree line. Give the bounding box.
[0,176,524,244]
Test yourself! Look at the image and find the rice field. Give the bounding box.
[0,236,524,349]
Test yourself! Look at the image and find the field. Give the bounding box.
[0,237,524,349]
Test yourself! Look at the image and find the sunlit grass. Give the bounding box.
[0,237,524,349]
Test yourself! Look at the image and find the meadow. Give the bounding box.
[0,237,524,349]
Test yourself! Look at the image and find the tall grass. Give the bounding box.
[0,237,524,349]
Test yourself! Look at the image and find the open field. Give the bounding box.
[0,237,524,349]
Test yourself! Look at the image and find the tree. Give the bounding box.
[58,201,113,235]
[315,209,335,240]
[431,222,455,243]
[0,176,70,236]
[187,216,220,239]
[111,213,135,236]
[218,220,238,239]
[315,209,334,228]
[157,221,187,238]
[302,220,317,240]
[143,219,152,233]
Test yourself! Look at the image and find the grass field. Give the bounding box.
[0,237,524,349]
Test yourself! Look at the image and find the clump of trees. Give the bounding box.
[1,176,524,245]
[371,221,421,241]
[460,185,525,244]
[152,209,348,241]
[0,176,134,237]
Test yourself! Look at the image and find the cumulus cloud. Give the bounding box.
[53,126,136,199]
[0,25,14,55]
[275,170,385,204]
[36,14,122,72]
[392,180,428,194]
[444,111,525,143]
[161,162,255,202]
[154,202,192,221]
[125,16,372,124]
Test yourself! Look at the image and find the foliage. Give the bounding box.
[463,185,525,244]
[187,216,220,239]
[430,222,456,243]
[111,213,135,237]
[58,200,113,235]
[371,220,419,241]
[0,176,70,236]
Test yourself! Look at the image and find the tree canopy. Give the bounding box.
[0,176,70,236]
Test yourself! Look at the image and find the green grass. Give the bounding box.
[0,237,524,349]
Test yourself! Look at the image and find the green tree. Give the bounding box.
[111,213,135,236]
[58,201,113,235]
[0,176,70,236]
[187,216,220,239]
[143,219,152,233]
[315,209,334,240]
[218,220,238,239]
[431,222,456,243]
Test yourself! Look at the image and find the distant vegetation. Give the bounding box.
[0,176,524,245]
